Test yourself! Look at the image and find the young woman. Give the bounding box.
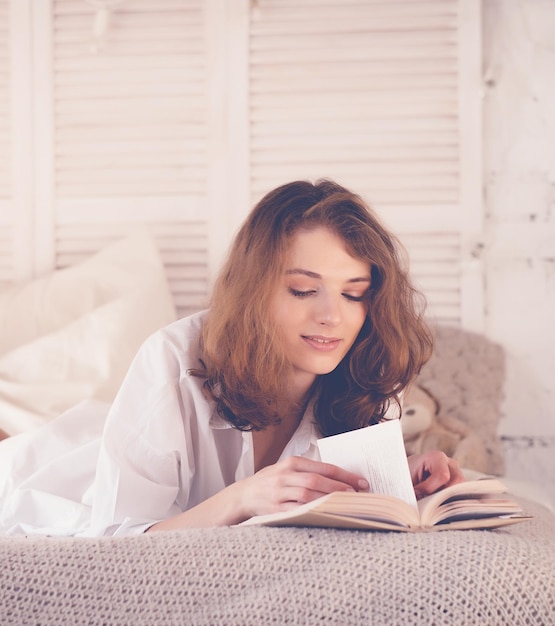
[1,179,463,536]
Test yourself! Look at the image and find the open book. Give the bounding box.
[239,476,529,531]
[241,420,529,532]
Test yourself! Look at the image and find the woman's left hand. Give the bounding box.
[407,450,465,499]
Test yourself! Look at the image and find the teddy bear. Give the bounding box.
[401,384,490,473]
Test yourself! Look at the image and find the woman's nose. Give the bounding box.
[314,293,342,326]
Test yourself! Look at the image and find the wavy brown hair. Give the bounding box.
[195,179,433,436]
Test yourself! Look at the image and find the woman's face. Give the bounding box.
[271,226,370,395]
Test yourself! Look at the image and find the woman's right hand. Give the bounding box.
[148,456,367,531]
[235,456,369,521]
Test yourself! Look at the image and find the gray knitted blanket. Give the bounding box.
[1,498,553,626]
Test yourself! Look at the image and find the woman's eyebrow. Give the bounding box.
[285,268,371,283]
[286,268,321,279]
[347,277,372,284]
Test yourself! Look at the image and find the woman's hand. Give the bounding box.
[151,451,462,532]
[236,456,369,520]
[147,456,367,531]
[407,450,465,499]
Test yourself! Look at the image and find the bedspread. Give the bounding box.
[1,498,553,626]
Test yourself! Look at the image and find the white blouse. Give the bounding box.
[0,311,322,536]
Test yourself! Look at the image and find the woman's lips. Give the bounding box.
[302,335,341,352]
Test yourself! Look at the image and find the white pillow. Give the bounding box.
[0,229,173,355]
[0,230,177,435]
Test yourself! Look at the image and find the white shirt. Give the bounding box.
[0,311,322,536]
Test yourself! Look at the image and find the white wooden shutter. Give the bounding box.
[0,0,13,288]
[248,0,483,329]
[33,0,211,317]
[7,0,483,326]
[1,0,35,288]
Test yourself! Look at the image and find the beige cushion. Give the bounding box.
[416,325,506,476]
[0,230,177,435]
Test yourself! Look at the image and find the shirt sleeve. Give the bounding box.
[87,328,198,536]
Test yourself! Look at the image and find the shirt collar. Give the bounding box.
[208,410,234,430]
[208,400,321,458]
[280,400,321,460]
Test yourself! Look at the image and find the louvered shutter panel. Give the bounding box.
[35,0,210,317]
[0,0,12,288]
[0,0,33,287]
[248,0,482,328]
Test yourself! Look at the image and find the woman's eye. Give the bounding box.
[343,293,365,302]
[289,288,315,298]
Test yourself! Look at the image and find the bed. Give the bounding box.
[1,232,554,625]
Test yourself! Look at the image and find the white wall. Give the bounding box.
[483,0,555,500]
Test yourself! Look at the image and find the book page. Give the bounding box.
[416,477,523,527]
[317,420,418,509]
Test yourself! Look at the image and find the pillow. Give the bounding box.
[415,325,506,476]
[0,230,177,435]
[0,229,173,355]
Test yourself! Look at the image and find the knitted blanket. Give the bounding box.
[1,499,553,626]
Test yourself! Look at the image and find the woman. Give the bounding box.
[1,179,463,536]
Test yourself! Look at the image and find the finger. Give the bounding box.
[278,485,348,507]
[447,459,466,485]
[315,465,369,491]
[413,452,451,495]
[414,457,464,498]
[284,456,369,491]
[306,475,358,497]
[276,476,357,508]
